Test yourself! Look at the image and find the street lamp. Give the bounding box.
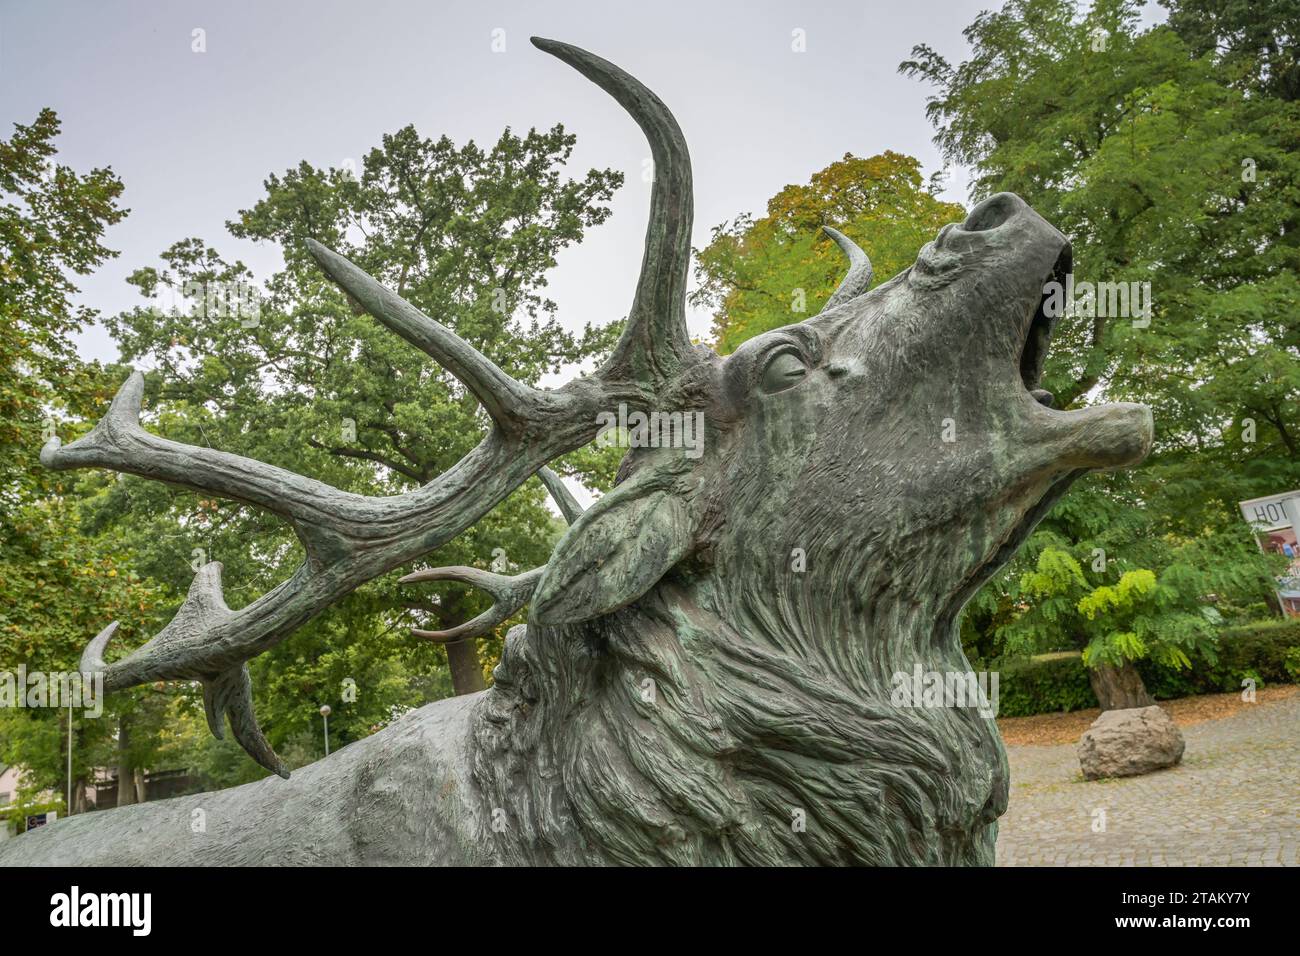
[320,704,331,757]
[66,695,73,817]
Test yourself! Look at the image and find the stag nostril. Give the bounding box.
[962,193,1023,232]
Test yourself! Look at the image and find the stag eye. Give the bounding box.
[759,349,808,394]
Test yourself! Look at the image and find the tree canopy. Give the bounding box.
[902,0,1299,689]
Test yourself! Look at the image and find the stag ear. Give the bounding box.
[531,457,699,626]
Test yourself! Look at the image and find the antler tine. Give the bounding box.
[305,239,548,436]
[79,569,289,778]
[539,466,585,525]
[532,37,696,390]
[42,371,363,561]
[91,561,232,690]
[400,566,543,643]
[821,226,874,310]
[202,663,289,778]
[81,620,118,674]
[397,469,580,643]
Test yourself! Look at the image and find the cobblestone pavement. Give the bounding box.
[996,694,1300,865]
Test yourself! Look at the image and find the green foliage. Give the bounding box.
[996,653,1099,716]
[1159,0,1300,101]
[993,544,1220,674]
[1285,647,1300,684]
[1136,617,1300,697]
[996,618,1300,714]
[0,108,126,500]
[0,108,171,803]
[902,0,1300,672]
[0,501,172,797]
[1182,617,1300,690]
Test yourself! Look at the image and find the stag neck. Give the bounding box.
[470,580,1003,865]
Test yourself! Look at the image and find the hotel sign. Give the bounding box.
[1238,491,1300,531]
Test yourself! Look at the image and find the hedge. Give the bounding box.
[991,618,1300,717]
[995,652,1097,717]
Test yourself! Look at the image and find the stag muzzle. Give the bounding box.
[910,192,1154,473]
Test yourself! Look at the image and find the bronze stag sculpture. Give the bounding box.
[2,38,1152,866]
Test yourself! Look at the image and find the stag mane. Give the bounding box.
[471,293,1009,866]
[471,570,1004,865]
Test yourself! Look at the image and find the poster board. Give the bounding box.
[1238,491,1300,617]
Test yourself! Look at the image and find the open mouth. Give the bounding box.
[1019,244,1072,405]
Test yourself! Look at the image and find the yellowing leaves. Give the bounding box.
[1077,568,1157,620]
[694,151,964,354]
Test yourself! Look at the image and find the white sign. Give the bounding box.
[1238,491,1300,531]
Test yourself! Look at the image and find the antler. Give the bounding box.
[396,467,583,644]
[821,226,873,310]
[538,465,585,525]
[400,566,544,644]
[532,38,696,392]
[47,40,699,777]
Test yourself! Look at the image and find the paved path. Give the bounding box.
[996,694,1300,865]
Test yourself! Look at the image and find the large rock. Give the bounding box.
[1077,705,1185,780]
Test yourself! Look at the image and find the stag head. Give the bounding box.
[47,38,1152,864]
[530,192,1153,642]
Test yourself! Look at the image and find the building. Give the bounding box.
[0,764,19,842]
[0,763,197,839]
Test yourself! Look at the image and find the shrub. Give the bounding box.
[994,652,1098,717]
[993,618,1300,716]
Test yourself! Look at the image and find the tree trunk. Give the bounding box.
[69,721,88,815]
[438,593,486,696]
[446,640,486,695]
[116,716,137,807]
[1088,661,1154,711]
[133,767,147,804]
[60,708,72,814]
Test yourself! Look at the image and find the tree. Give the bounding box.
[899,0,1300,699]
[692,151,964,353]
[994,547,1221,708]
[0,109,174,811]
[1161,0,1299,102]
[0,108,126,501]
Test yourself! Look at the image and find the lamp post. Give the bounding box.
[320,704,331,757]
[66,696,73,817]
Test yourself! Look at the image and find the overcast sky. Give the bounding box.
[1,0,1166,371]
